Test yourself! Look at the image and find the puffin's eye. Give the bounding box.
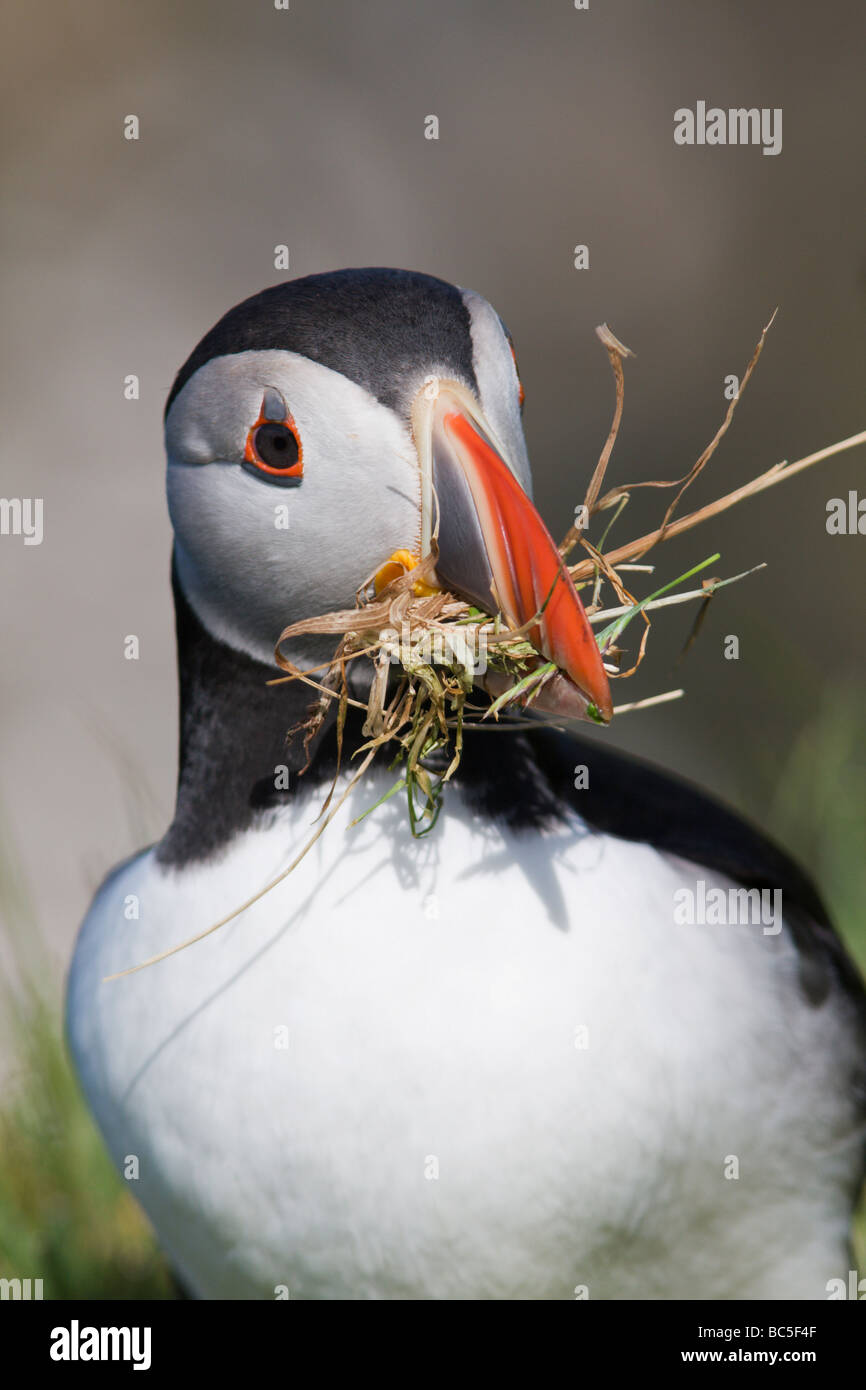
[243,391,304,487]
[254,423,299,470]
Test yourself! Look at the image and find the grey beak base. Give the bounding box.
[430,417,497,613]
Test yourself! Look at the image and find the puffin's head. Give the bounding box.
[165,267,611,722]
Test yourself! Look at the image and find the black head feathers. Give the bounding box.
[165,267,478,418]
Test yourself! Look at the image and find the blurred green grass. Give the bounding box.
[0,989,173,1299]
[0,688,862,1298]
[0,837,173,1299]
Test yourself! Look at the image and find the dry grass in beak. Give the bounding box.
[105,316,866,978]
[266,309,864,826]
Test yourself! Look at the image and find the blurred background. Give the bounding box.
[1,0,864,1295]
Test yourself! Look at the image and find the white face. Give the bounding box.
[164,291,530,670]
[166,350,422,667]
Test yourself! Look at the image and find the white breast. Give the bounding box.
[67,771,861,1299]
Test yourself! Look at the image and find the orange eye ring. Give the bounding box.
[243,391,304,485]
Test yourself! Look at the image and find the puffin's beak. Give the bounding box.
[414,381,613,724]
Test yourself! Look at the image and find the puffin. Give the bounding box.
[67,268,865,1300]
